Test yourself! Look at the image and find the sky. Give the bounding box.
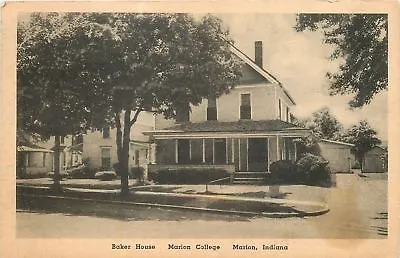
[217,14,388,142]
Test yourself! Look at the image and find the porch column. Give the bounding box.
[189,140,192,161]
[150,143,156,164]
[246,138,249,171]
[283,138,286,160]
[294,141,297,161]
[212,138,215,164]
[202,139,205,163]
[238,138,241,170]
[225,138,229,164]
[276,135,280,160]
[267,138,270,172]
[231,138,235,163]
[175,139,178,164]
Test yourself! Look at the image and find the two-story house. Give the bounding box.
[82,112,155,173]
[144,41,310,182]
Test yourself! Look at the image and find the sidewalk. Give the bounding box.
[16,178,330,203]
[17,178,330,217]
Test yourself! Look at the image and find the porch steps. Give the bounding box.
[232,172,267,185]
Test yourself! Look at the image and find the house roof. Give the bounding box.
[229,43,296,105]
[320,139,354,147]
[161,119,306,133]
[17,142,54,153]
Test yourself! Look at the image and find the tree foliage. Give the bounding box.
[17,13,242,195]
[295,14,388,108]
[298,107,343,140]
[339,120,381,170]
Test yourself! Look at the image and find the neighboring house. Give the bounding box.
[37,135,83,171]
[362,146,387,173]
[144,41,310,182]
[17,142,54,178]
[82,112,155,175]
[318,139,355,173]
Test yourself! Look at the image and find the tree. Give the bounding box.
[300,107,343,140]
[340,120,381,171]
[293,107,343,159]
[104,14,242,196]
[295,14,388,108]
[18,13,118,191]
[18,13,242,196]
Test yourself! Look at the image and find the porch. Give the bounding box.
[148,136,299,173]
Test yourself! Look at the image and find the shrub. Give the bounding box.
[94,171,117,181]
[148,168,230,184]
[269,160,301,184]
[48,170,69,179]
[18,171,49,179]
[131,166,145,180]
[112,163,120,176]
[66,164,95,179]
[351,160,361,169]
[296,153,331,186]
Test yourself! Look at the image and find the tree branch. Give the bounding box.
[129,105,143,127]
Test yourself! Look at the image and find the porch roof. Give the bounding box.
[144,120,309,137]
[168,119,304,132]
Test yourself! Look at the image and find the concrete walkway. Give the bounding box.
[17,178,331,217]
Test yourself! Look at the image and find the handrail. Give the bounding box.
[205,176,232,192]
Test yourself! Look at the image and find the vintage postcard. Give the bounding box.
[1,1,399,257]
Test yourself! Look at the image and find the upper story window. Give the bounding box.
[286,106,290,122]
[278,99,282,120]
[240,93,251,120]
[102,127,110,138]
[207,95,217,121]
[176,103,189,123]
[60,136,65,144]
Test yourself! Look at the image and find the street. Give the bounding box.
[16,174,387,239]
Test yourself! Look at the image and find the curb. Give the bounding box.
[17,185,329,218]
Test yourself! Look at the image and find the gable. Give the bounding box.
[238,63,271,85]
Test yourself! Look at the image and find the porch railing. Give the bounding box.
[205,176,232,193]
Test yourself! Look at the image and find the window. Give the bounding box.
[214,138,227,164]
[190,139,203,164]
[101,147,111,169]
[135,150,140,166]
[60,136,65,144]
[177,139,190,164]
[286,106,290,122]
[278,99,282,120]
[102,127,110,138]
[240,93,251,120]
[207,96,217,121]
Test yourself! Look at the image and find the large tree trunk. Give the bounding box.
[356,154,363,173]
[52,135,62,192]
[119,109,132,197]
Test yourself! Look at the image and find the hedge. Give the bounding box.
[148,168,230,184]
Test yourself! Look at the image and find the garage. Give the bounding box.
[318,139,354,173]
[363,146,387,173]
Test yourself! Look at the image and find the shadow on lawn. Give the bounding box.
[16,194,254,222]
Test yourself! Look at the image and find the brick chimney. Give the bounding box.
[255,41,263,68]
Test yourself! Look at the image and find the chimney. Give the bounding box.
[254,41,263,68]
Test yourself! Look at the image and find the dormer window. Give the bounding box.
[207,95,217,121]
[240,93,251,120]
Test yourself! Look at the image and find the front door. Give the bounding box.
[248,138,268,171]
